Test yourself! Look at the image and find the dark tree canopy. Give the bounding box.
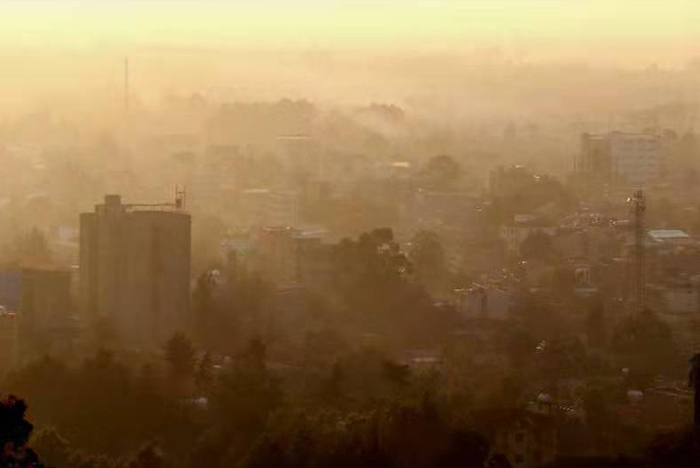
[409,230,447,293]
[611,309,678,376]
[0,395,44,468]
[165,332,196,378]
[419,154,462,189]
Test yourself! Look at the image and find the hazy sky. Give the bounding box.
[0,0,697,115]
[1,0,697,66]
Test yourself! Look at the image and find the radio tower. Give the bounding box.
[124,57,130,117]
[629,190,646,312]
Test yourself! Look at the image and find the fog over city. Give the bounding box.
[1,1,700,468]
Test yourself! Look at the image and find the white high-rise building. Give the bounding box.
[609,132,661,186]
[579,132,662,186]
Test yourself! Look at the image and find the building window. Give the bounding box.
[515,432,525,443]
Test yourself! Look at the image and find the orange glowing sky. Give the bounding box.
[0,0,697,65]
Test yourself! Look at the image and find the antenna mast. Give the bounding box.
[630,190,646,312]
[175,186,186,210]
[124,57,129,117]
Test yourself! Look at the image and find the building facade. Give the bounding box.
[243,226,332,286]
[0,309,18,375]
[238,188,299,228]
[456,284,512,321]
[79,195,191,345]
[0,267,72,357]
[579,132,661,186]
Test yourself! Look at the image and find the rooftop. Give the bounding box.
[648,229,690,240]
[585,131,659,141]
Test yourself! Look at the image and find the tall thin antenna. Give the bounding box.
[124,57,129,117]
[175,185,186,210]
[629,190,646,312]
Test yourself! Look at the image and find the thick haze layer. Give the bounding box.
[0,0,698,113]
[2,0,698,55]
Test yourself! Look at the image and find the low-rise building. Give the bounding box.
[0,268,72,335]
[0,309,18,375]
[238,188,299,228]
[245,226,333,286]
[500,219,557,256]
[455,284,512,321]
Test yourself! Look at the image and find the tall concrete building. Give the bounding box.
[79,195,191,345]
[578,132,661,186]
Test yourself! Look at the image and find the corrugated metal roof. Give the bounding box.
[648,230,689,239]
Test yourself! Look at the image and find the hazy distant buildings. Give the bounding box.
[578,132,661,186]
[243,226,331,286]
[500,219,557,256]
[0,309,18,375]
[238,188,299,228]
[79,195,191,345]
[490,165,531,197]
[413,190,476,230]
[0,268,72,341]
[221,230,253,283]
[455,284,512,321]
[222,225,332,288]
[253,226,298,284]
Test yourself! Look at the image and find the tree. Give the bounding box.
[7,356,74,428]
[646,428,698,468]
[165,332,196,399]
[493,166,573,217]
[439,428,490,468]
[192,271,217,344]
[409,230,447,293]
[69,452,122,468]
[165,332,196,379]
[419,154,462,189]
[246,337,267,371]
[129,443,166,468]
[611,309,678,376]
[689,353,700,442]
[303,328,349,367]
[212,363,284,435]
[382,360,411,387]
[510,292,565,341]
[137,363,158,396]
[31,426,72,468]
[320,361,345,404]
[0,395,44,468]
[72,349,136,455]
[487,453,513,468]
[195,352,214,396]
[331,228,434,342]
